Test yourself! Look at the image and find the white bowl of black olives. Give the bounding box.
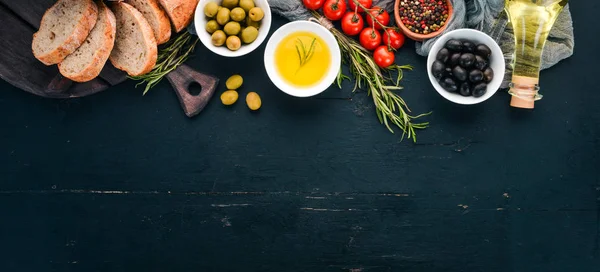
[427,29,505,105]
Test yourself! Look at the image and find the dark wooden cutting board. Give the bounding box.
[0,0,127,98]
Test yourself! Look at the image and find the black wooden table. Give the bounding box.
[1,3,598,272]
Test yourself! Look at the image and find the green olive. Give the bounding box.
[205,20,221,34]
[246,16,260,28]
[246,92,261,110]
[248,7,264,21]
[221,0,239,9]
[220,90,239,105]
[226,74,243,89]
[226,36,242,51]
[223,21,241,36]
[211,30,227,46]
[216,7,230,25]
[204,2,220,17]
[239,0,255,12]
[240,26,258,44]
[230,7,246,22]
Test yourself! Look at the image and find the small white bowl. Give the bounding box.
[427,29,505,105]
[194,0,272,57]
[263,21,341,97]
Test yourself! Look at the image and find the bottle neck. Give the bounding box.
[508,75,542,109]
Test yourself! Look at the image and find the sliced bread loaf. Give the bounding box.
[158,0,199,33]
[58,2,116,82]
[125,0,171,44]
[109,2,158,77]
[32,0,98,65]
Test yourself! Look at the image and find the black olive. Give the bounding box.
[476,44,492,58]
[449,53,461,66]
[445,39,463,51]
[431,60,445,79]
[436,48,450,63]
[462,41,476,53]
[483,67,494,83]
[459,53,476,68]
[442,77,458,92]
[469,69,484,83]
[452,66,468,82]
[474,55,489,70]
[459,82,472,96]
[445,67,452,76]
[472,82,488,97]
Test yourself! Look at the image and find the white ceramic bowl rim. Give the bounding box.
[427,28,506,105]
[194,0,272,57]
[263,21,341,98]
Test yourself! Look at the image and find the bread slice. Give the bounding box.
[124,0,171,44]
[109,2,158,77]
[32,0,98,65]
[158,0,199,33]
[58,2,116,82]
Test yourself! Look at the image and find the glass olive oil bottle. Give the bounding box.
[505,0,568,108]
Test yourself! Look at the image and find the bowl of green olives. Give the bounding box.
[427,29,505,105]
[195,0,271,57]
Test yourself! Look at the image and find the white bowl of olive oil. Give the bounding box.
[263,21,341,97]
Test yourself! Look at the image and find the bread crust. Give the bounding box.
[109,2,158,77]
[125,0,172,44]
[158,0,199,33]
[32,0,98,65]
[58,2,117,82]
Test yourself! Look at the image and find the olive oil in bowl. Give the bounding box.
[505,0,568,108]
[274,31,331,87]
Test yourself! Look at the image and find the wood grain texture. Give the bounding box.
[0,4,598,272]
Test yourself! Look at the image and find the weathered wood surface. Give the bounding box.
[0,3,598,272]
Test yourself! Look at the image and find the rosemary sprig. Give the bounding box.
[295,38,317,71]
[129,31,199,95]
[311,11,430,142]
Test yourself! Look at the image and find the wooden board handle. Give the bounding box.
[165,64,219,118]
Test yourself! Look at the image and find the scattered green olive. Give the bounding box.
[220,90,239,105]
[226,74,243,90]
[211,30,226,46]
[216,7,230,25]
[241,26,258,43]
[204,2,220,17]
[205,20,220,34]
[246,92,261,110]
[223,21,241,36]
[248,7,264,21]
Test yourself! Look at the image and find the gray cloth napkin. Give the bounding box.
[192,0,575,88]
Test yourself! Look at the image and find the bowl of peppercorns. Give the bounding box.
[394,0,453,41]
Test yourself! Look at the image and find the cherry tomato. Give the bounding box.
[341,12,364,36]
[323,0,347,21]
[348,0,372,13]
[366,7,390,30]
[382,28,405,50]
[359,28,381,51]
[373,45,395,68]
[303,0,325,10]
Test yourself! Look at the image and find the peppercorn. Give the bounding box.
[400,0,449,34]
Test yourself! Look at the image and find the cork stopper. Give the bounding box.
[509,75,540,109]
